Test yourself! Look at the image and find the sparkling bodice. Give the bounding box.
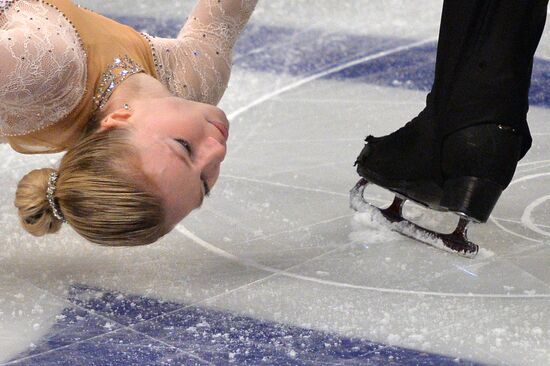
[0,0,257,148]
[0,0,87,137]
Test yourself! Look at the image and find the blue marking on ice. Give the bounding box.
[118,16,550,108]
[8,285,484,365]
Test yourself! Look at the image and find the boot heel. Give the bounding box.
[440,177,503,223]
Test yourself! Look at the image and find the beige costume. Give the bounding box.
[0,0,257,153]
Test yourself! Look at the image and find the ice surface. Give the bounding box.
[2,0,550,365]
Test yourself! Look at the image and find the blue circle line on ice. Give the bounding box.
[176,37,550,299]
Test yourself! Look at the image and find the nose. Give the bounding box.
[217,108,229,125]
[196,136,227,181]
[209,104,228,120]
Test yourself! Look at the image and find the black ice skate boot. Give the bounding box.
[354,107,442,208]
[350,121,521,258]
[439,123,523,223]
[351,108,472,256]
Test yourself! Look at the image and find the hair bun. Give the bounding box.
[15,168,64,237]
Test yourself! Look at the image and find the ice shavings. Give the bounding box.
[350,189,484,257]
[475,247,495,259]
[349,198,449,252]
[349,203,402,244]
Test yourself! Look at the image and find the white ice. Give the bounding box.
[1,1,550,365]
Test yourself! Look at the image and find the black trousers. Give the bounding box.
[428,0,548,159]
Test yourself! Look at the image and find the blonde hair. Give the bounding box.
[14,128,167,246]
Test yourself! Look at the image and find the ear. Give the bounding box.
[97,109,133,132]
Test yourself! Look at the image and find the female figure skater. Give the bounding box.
[0,0,257,245]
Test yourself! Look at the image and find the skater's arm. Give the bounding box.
[0,26,28,136]
[147,0,258,105]
[0,5,86,137]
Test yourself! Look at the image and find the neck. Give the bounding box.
[101,73,171,116]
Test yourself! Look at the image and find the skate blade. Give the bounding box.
[350,178,479,258]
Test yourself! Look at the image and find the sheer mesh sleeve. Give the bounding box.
[147,0,257,105]
[0,1,87,137]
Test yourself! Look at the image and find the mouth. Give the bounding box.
[208,120,230,141]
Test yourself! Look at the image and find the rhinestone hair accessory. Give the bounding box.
[47,172,66,222]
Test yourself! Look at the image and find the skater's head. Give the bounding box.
[96,97,228,229]
[14,97,229,246]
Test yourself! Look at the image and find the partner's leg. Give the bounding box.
[433,0,548,222]
[356,0,548,208]
[353,0,548,255]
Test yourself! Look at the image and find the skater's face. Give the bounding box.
[99,97,229,229]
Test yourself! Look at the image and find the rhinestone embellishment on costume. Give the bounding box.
[0,0,15,13]
[93,55,144,111]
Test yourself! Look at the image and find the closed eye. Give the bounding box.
[175,139,192,154]
[203,180,210,197]
[175,138,210,199]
